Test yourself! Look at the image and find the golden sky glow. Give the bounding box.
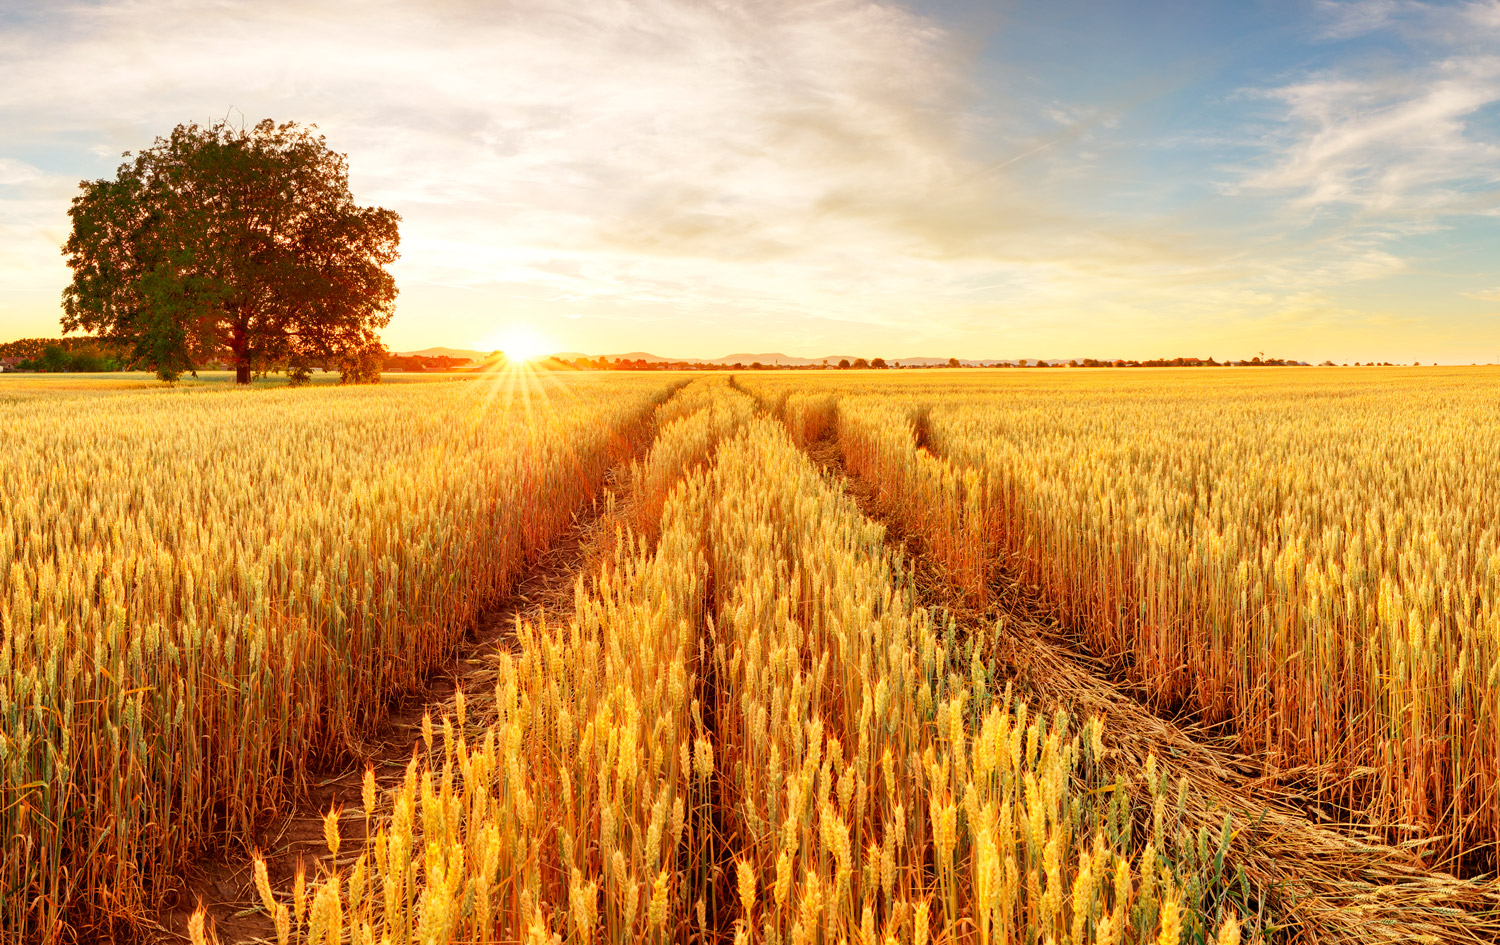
[1,0,1498,363]
[486,325,555,363]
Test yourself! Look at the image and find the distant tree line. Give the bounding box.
[558,355,1319,371]
[0,337,132,372]
[2,342,1344,376]
[0,334,396,382]
[566,356,911,371]
[0,336,130,360]
[383,354,472,372]
[1068,356,1309,368]
[14,345,124,373]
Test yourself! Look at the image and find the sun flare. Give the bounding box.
[489,326,554,364]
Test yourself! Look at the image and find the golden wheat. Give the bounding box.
[247,396,1246,944]
[745,367,1500,863]
[0,371,676,940]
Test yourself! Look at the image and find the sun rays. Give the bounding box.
[470,331,586,435]
[485,325,555,365]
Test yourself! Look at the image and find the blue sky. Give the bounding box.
[1,0,1497,362]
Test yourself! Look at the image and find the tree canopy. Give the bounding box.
[61,119,400,383]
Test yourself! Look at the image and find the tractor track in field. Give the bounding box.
[146,412,663,945]
[795,422,1500,945]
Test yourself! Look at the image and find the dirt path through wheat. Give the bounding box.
[796,420,1500,945]
[147,416,661,945]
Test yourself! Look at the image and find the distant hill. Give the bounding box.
[712,353,870,366]
[715,352,816,366]
[397,347,484,362]
[554,351,675,363]
[402,347,1094,367]
[607,351,674,363]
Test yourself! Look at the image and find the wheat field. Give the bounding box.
[751,369,1500,861]
[7,367,1500,944]
[0,372,676,940]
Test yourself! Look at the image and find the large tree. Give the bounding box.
[62,119,400,384]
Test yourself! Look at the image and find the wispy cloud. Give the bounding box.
[1208,0,1500,352]
[1247,2,1500,218]
[1315,0,1500,43]
[0,0,1013,332]
[0,0,1495,360]
[6,0,1227,351]
[1243,60,1500,215]
[0,158,74,290]
[1313,0,1403,40]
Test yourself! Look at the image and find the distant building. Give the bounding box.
[0,357,24,372]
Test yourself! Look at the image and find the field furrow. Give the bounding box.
[701,418,1248,945]
[1,374,680,941]
[255,407,1263,945]
[13,368,1500,945]
[151,381,711,943]
[772,385,1500,944]
[190,378,755,944]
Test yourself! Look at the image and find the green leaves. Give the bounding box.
[60,119,400,385]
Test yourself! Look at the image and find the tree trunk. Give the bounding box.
[232,322,251,385]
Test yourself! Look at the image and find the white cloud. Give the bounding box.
[1314,0,1402,40]
[0,0,1492,360]
[0,158,52,188]
[1243,56,1500,215]
[0,0,1016,334]
[1246,1,1500,220]
[0,158,74,291]
[1216,0,1500,339]
[1315,0,1500,43]
[7,0,1251,351]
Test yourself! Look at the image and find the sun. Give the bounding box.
[488,326,555,364]
[474,322,574,420]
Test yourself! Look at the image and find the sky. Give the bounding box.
[1,0,1497,363]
